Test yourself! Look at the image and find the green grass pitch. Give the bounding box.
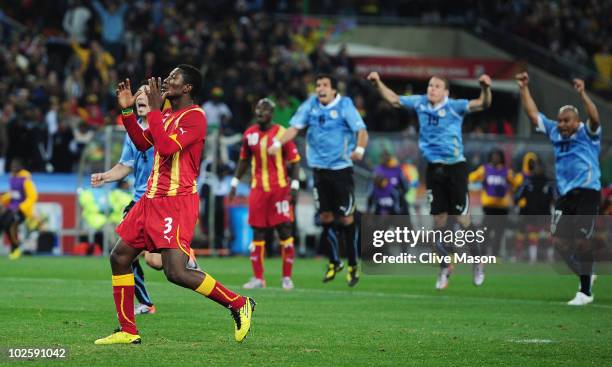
[0,256,610,366]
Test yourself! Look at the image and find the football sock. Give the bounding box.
[580,275,592,296]
[280,237,295,278]
[341,222,358,267]
[132,260,154,307]
[195,273,246,310]
[112,274,138,335]
[322,223,340,265]
[249,240,265,280]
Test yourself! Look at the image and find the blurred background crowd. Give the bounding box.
[1,0,609,174]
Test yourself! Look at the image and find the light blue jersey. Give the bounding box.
[399,95,469,164]
[290,94,366,170]
[536,113,601,196]
[119,120,154,201]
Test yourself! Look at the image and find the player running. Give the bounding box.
[516,72,601,306]
[1,159,38,260]
[269,74,368,287]
[228,98,301,290]
[368,71,492,289]
[95,65,255,345]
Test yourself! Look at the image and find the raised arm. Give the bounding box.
[468,74,492,112]
[573,79,600,132]
[367,71,401,107]
[145,77,205,156]
[515,72,540,128]
[116,79,154,151]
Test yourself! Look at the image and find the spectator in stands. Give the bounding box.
[91,0,129,60]
[62,0,92,44]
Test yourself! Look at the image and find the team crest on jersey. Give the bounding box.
[438,109,446,117]
[330,110,338,119]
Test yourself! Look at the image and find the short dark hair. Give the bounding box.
[430,75,450,90]
[177,64,202,98]
[315,73,338,90]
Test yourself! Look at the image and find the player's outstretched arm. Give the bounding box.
[268,127,299,155]
[573,79,600,132]
[91,164,133,188]
[229,159,250,201]
[468,74,492,112]
[367,72,401,107]
[516,72,540,128]
[117,79,154,151]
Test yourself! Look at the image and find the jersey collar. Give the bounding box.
[318,94,341,109]
[428,96,448,111]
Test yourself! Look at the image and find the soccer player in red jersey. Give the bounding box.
[228,98,301,290]
[95,65,255,345]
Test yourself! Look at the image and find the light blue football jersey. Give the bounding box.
[290,94,366,170]
[536,113,601,196]
[119,119,155,201]
[399,95,469,164]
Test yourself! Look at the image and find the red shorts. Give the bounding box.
[248,186,293,228]
[116,194,199,255]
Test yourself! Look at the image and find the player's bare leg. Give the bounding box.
[277,222,295,290]
[244,228,267,289]
[95,240,143,345]
[456,214,485,286]
[433,212,453,289]
[321,211,343,282]
[555,237,595,305]
[339,214,359,287]
[160,248,256,342]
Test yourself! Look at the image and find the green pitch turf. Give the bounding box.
[0,256,610,366]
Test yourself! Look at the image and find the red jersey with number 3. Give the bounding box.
[240,124,300,192]
[144,105,207,198]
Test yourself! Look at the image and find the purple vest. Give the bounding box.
[374,164,403,189]
[483,164,509,198]
[8,175,26,211]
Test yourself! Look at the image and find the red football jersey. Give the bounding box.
[240,124,300,192]
[144,105,207,198]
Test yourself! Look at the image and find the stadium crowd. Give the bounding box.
[0,0,534,175]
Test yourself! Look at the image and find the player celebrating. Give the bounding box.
[516,72,601,306]
[95,65,255,345]
[0,159,38,260]
[368,71,492,289]
[269,74,368,287]
[228,98,301,290]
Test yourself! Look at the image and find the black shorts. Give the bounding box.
[552,188,600,239]
[426,162,469,215]
[313,167,355,217]
[0,209,25,231]
[123,200,136,218]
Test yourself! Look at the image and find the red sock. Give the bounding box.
[195,273,246,310]
[250,240,265,280]
[112,274,137,335]
[280,237,295,278]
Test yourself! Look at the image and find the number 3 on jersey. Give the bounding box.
[163,217,173,234]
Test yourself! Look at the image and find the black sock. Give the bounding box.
[321,224,340,265]
[132,260,154,307]
[341,222,358,267]
[580,275,592,296]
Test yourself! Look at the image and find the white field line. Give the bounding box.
[2,276,612,310]
[509,339,554,344]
